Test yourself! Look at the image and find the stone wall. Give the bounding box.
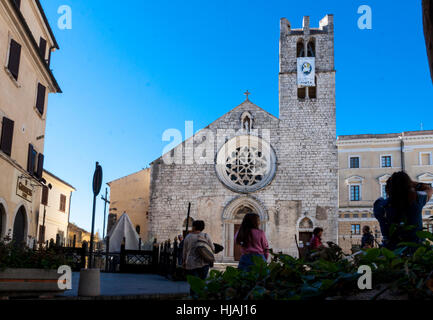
[277,15,338,247]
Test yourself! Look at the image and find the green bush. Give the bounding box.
[0,240,72,271]
[188,231,433,300]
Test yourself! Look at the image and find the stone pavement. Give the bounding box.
[61,272,190,300]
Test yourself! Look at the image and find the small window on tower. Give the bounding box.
[307,39,315,57]
[308,77,317,99]
[298,87,306,99]
[297,39,305,58]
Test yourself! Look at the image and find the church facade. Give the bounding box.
[141,15,339,261]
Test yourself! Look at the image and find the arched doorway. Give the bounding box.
[0,203,6,239]
[13,206,27,245]
[298,217,314,257]
[222,196,268,262]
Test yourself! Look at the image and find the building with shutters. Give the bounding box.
[0,0,61,245]
[38,170,75,246]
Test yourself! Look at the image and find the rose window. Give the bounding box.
[216,135,276,193]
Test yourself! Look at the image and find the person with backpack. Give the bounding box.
[235,213,269,272]
[182,220,215,282]
[374,171,433,250]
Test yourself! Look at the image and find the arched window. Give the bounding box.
[299,217,314,230]
[308,76,317,99]
[136,225,141,235]
[307,39,315,57]
[296,39,305,57]
[240,111,253,132]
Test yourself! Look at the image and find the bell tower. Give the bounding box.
[278,15,338,244]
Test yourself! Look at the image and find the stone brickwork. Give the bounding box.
[147,15,338,261]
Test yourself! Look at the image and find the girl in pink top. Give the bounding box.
[235,213,269,271]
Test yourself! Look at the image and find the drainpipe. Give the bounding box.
[400,133,405,171]
[67,191,72,246]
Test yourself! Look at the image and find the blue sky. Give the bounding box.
[40,0,432,233]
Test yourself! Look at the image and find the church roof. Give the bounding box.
[150,98,278,165]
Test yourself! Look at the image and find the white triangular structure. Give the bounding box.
[107,213,141,253]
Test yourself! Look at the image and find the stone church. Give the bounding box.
[108,15,338,261]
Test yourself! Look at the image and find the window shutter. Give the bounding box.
[36,153,44,179]
[60,194,66,212]
[39,37,47,60]
[7,39,21,81]
[36,83,46,115]
[27,144,36,174]
[13,0,21,9]
[41,185,49,206]
[0,117,14,156]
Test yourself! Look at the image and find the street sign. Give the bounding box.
[93,162,103,196]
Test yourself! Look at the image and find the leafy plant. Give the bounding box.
[0,239,72,271]
[188,231,433,300]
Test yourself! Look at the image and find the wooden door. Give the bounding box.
[234,224,242,261]
[298,232,313,258]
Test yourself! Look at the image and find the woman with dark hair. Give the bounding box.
[310,227,324,250]
[374,171,433,249]
[235,213,269,272]
[361,225,374,249]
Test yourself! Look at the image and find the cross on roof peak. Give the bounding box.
[244,90,251,101]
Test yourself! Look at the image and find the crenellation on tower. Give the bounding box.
[302,16,310,34]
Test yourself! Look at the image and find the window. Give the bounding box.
[39,37,47,60]
[297,87,306,99]
[12,0,21,9]
[36,83,46,115]
[296,39,305,57]
[27,144,37,175]
[0,117,14,156]
[308,76,317,99]
[427,224,433,233]
[59,194,66,212]
[420,153,432,166]
[351,224,361,235]
[7,39,21,81]
[362,213,368,218]
[381,184,388,199]
[349,156,360,168]
[41,185,49,206]
[425,210,431,216]
[350,185,360,201]
[381,156,392,168]
[307,39,315,57]
[136,225,141,235]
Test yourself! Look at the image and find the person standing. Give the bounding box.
[182,220,214,281]
[374,171,433,250]
[310,227,324,251]
[235,213,269,272]
[177,234,184,266]
[361,225,374,249]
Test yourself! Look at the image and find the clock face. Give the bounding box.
[301,62,312,75]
